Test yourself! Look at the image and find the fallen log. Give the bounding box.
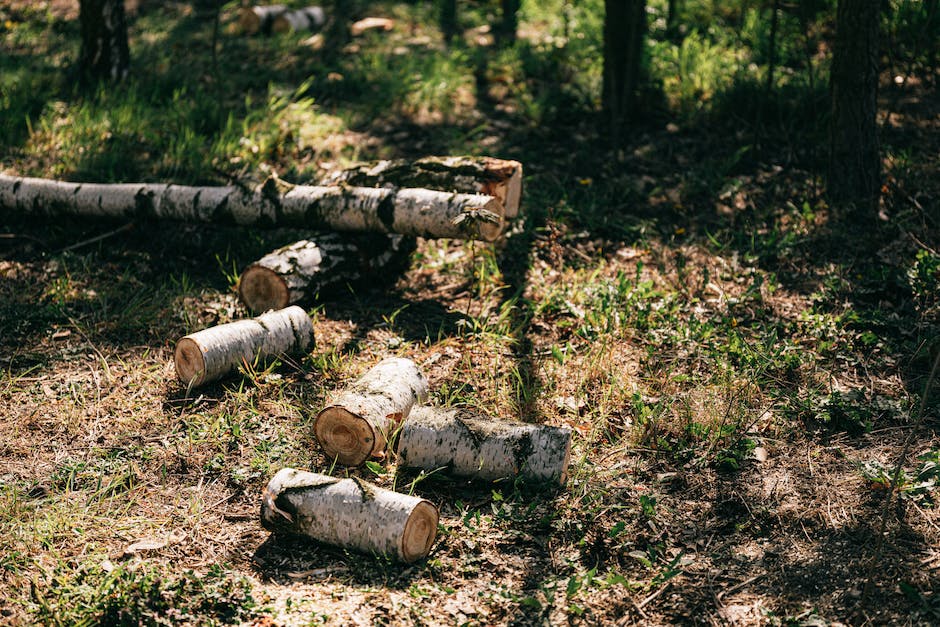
[0,174,504,240]
[397,406,572,485]
[350,16,395,36]
[314,357,428,466]
[238,233,415,314]
[174,305,314,387]
[239,5,287,35]
[261,468,438,562]
[324,156,523,219]
[272,6,326,33]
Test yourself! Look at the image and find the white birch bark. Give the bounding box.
[238,233,415,314]
[272,6,326,33]
[0,174,504,241]
[261,468,439,562]
[397,406,572,485]
[174,306,314,387]
[324,156,523,219]
[239,5,287,35]
[314,358,428,466]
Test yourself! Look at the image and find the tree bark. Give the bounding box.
[440,0,458,42]
[602,0,647,145]
[397,406,572,485]
[323,156,523,219]
[497,0,520,46]
[79,0,130,83]
[314,358,429,466]
[238,234,416,314]
[261,468,438,562]
[0,174,505,240]
[239,5,287,35]
[174,306,314,387]
[273,7,327,34]
[828,0,881,215]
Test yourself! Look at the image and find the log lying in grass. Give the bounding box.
[350,17,395,36]
[238,233,416,314]
[0,174,504,240]
[261,468,438,562]
[239,5,287,35]
[174,306,313,387]
[272,6,326,33]
[324,156,523,219]
[397,406,572,485]
[314,358,428,466]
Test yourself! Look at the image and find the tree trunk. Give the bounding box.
[314,358,429,466]
[0,174,505,240]
[323,156,523,219]
[397,406,572,485]
[261,468,438,562]
[440,0,458,42]
[174,306,314,387]
[238,234,416,313]
[273,7,327,34]
[79,0,130,83]
[497,0,520,46]
[602,0,647,145]
[239,5,287,35]
[828,0,880,215]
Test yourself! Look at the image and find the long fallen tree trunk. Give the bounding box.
[397,406,572,485]
[261,468,438,562]
[174,306,314,387]
[239,5,287,35]
[324,156,523,219]
[272,6,326,33]
[0,174,504,241]
[238,233,415,314]
[314,357,428,466]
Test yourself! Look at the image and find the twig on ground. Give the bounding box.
[55,222,134,253]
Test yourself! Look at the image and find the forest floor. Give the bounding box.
[1,1,939,625]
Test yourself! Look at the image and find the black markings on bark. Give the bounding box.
[352,476,376,502]
[134,188,156,217]
[12,180,20,194]
[377,192,396,232]
[512,432,534,473]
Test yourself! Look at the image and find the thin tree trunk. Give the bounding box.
[602,0,647,145]
[314,358,429,466]
[174,306,314,387]
[828,0,881,215]
[397,406,572,485]
[261,468,439,562]
[79,0,130,83]
[0,174,505,240]
[238,234,416,313]
[440,0,458,42]
[497,0,520,46]
[323,156,523,218]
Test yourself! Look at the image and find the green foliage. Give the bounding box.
[908,249,940,318]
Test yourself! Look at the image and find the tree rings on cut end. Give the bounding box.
[238,265,290,313]
[174,337,207,387]
[401,500,439,562]
[314,406,377,466]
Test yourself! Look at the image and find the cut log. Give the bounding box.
[239,5,287,35]
[350,17,395,37]
[397,406,572,485]
[324,156,523,219]
[0,174,504,241]
[314,358,428,466]
[272,6,326,33]
[238,233,416,314]
[261,468,438,562]
[174,305,314,387]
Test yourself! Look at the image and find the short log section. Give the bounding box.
[174,306,314,387]
[0,174,504,241]
[238,233,416,314]
[239,5,287,35]
[324,156,523,219]
[261,468,438,562]
[272,6,326,33]
[314,358,428,466]
[397,406,572,485]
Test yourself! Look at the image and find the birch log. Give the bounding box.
[238,233,415,314]
[261,468,438,562]
[324,156,523,219]
[314,358,428,466]
[0,174,504,240]
[239,5,287,35]
[174,306,314,387]
[397,406,572,485]
[272,6,326,33]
